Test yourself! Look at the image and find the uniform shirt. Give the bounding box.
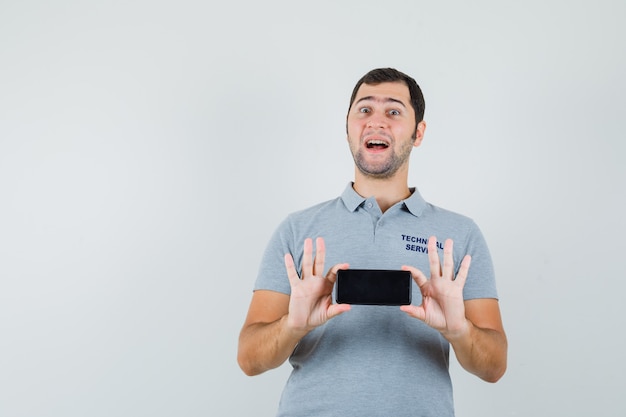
[254,183,498,417]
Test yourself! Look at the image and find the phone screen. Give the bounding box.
[336,269,412,305]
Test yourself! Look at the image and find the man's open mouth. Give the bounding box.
[366,139,389,149]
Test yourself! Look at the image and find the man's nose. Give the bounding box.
[366,116,387,129]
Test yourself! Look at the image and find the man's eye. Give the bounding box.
[388,109,400,116]
[359,107,370,113]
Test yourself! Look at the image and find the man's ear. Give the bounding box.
[413,121,427,147]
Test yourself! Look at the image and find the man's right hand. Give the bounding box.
[238,237,350,376]
[284,237,351,333]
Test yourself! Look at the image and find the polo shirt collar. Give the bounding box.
[403,187,427,217]
[340,182,427,217]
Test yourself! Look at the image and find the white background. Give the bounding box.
[1,1,625,416]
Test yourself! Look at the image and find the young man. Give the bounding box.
[238,68,507,417]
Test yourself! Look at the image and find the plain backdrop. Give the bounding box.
[1,1,625,416]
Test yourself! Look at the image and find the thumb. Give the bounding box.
[400,304,425,322]
[327,303,351,319]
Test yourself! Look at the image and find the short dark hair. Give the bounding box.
[347,68,425,123]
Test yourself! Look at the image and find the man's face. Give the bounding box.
[346,82,424,179]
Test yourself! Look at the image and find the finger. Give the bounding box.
[400,304,425,321]
[284,253,300,287]
[427,236,442,278]
[454,254,471,286]
[402,265,428,287]
[301,238,313,278]
[442,238,455,280]
[327,303,351,319]
[326,263,350,284]
[313,237,326,276]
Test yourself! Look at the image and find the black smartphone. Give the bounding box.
[335,269,412,305]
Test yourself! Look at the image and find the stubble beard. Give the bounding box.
[350,136,415,179]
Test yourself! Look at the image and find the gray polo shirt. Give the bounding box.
[254,183,497,417]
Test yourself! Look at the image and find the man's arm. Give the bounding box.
[445,298,507,382]
[237,290,303,376]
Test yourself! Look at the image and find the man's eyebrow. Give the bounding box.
[355,96,407,108]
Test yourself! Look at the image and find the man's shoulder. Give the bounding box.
[424,201,474,222]
[418,201,481,237]
[286,195,345,220]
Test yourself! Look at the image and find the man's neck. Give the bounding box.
[352,173,412,213]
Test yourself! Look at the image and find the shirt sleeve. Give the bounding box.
[253,216,295,295]
[461,220,498,300]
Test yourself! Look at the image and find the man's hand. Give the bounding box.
[400,235,508,382]
[285,237,351,333]
[238,237,350,376]
[400,236,471,339]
